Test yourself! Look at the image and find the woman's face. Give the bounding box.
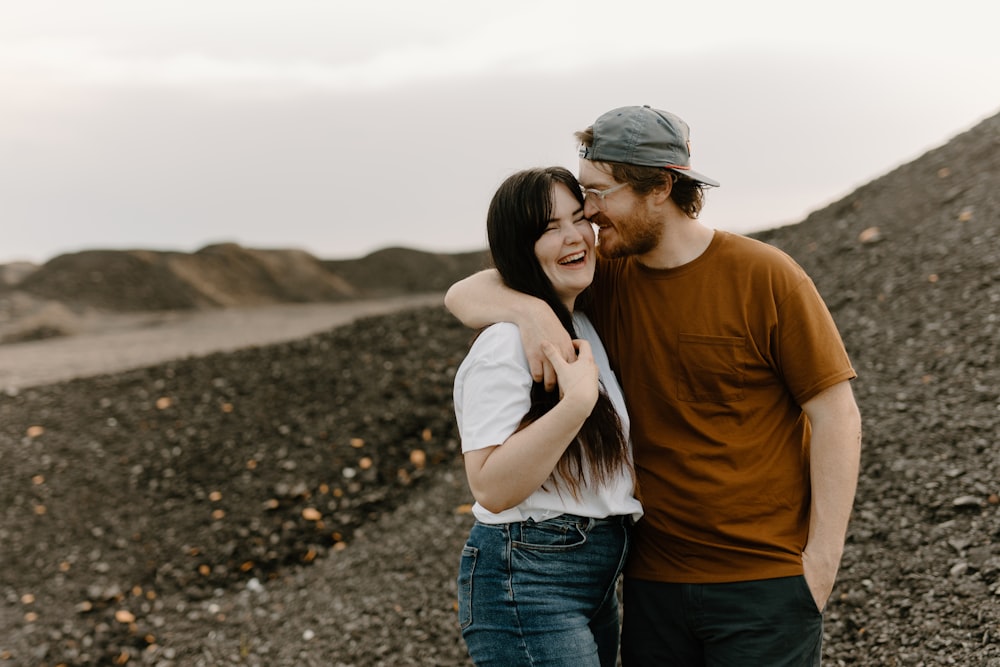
[533,182,596,310]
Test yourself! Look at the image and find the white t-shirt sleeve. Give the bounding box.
[454,323,534,453]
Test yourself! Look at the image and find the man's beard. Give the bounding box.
[594,208,662,259]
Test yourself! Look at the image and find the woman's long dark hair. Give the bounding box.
[485,166,632,499]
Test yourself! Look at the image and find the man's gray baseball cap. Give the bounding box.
[579,105,720,187]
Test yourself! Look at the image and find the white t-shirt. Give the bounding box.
[453,312,643,524]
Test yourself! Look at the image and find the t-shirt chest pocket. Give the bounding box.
[676,333,747,402]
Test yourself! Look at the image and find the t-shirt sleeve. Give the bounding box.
[775,276,857,405]
[454,324,533,452]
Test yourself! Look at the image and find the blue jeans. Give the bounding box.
[621,576,824,666]
[457,514,632,666]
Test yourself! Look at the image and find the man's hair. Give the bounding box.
[575,127,705,218]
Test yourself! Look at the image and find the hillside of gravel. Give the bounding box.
[1,108,999,666]
[752,109,1000,665]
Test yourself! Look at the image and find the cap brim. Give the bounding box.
[668,167,720,188]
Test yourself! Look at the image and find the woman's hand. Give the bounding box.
[541,339,599,412]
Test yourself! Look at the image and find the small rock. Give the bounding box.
[858,227,882,244]
[114,609,136,624]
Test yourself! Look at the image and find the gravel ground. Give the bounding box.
[1,110,1000,666]
[1,305,476,666]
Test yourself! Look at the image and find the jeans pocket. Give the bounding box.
[457,545,477,629]
[512,518,588,552]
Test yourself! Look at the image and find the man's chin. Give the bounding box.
[596,237,627,260]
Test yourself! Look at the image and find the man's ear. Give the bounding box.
[649,175,674,205]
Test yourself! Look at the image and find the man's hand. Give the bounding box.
[444,268,575,390]
[801,547,839,611]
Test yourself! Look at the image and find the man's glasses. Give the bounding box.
[580,182,628,210]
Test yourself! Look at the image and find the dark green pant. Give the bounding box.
[621,576,823,666]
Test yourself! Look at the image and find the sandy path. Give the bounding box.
[0,293,443,391]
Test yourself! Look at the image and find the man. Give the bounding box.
[445,105,862,666]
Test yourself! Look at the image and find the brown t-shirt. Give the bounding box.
[588,231,856,583]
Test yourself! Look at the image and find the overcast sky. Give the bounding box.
[2,1,998,264]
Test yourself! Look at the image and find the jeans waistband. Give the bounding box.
[536,513,636,528]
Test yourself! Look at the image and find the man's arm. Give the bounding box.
[444,269,574,389]
[800,379,862,611]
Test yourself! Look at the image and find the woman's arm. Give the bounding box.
[464,341,597,513]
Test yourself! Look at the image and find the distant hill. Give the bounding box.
[0,243,489,313]
[323,247,490,298]
[0,261,38,287]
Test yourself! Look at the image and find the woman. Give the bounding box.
[454,166,642,666]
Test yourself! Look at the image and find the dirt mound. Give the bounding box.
[13,245,358,312]
[0,108,998,665]
[0,262,38,287]
[0,301,81,344]
[167,243,358,306]
[324,247,490,297]
[15,250,208,311]
[7,244,487,316]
